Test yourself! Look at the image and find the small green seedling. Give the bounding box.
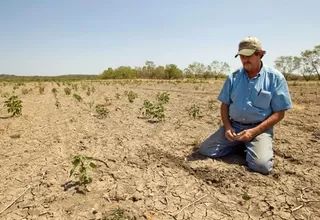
[95,104,109,119]
[73,93,82,102]
[13,84,19,90]
[72,83,78,91]
[4,95,23,117]
[125,91,138,103]
[64,87,71,95]
[39,86,45,94]
[187,104,202,119]
[69,155,97,192]
[140,100,165,121]
[52,88,58,97]
[156,92,170,104]
[102,208,137,220]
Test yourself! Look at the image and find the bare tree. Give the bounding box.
[209,61,230,79]
[301,45,320,80]
[274,56,301,79]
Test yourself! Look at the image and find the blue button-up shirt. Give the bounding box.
[218,63,293,123]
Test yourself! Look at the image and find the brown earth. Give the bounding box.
[0,79,319,220]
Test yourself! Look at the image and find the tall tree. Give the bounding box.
[165,64,183,79]
[184,62,207,78]
[301,45,320,80]
[142,61,156,78]
[209,61,231,79]
[153,66,166,79]
[100,67,115,79]
[274,56,301,79]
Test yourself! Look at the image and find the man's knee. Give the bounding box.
[247,157,274,175]
[199,141,219,157]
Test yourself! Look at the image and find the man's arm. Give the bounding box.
[235,110,286,142]
[251,110,286,136]
[221,103,238,141]
[221,103,231,130]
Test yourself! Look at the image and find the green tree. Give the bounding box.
[153,65,166,79]
[142,61,156,78]
[114,66,138,79]
[184,62,207,78]
[165,64,183,79]
[100,68,115,79]
[274,56,301,80]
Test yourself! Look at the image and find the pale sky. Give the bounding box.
[1,0,319,76]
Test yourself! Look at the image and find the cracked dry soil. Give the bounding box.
[0,80,319,220]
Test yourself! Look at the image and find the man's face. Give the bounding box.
[240,51,262,72]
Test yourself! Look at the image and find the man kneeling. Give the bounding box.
[199,36,292,175]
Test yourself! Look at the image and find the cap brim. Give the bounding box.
[235,49,256,58]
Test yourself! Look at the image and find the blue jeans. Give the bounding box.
[199,121,274,175]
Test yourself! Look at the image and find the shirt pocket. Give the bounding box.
[252,90,272,109]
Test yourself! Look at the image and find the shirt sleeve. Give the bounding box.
[271,77,293,112]
[217,77,232,105]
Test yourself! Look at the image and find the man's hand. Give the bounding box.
[234,129,256,142]
[225,128,238,142]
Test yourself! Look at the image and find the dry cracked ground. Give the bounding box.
[0,79,319,220]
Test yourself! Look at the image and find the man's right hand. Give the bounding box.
[225,128,238,142]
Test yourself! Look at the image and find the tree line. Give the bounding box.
[99,61,231,80]
[274,44,320,81]
[100,44,320,81]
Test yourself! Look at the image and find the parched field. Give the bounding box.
[0,79,319,220]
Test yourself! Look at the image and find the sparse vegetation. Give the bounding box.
[187,104,202,118]
[69,155,97,192]
[156,92,170,104]
[73,93,82,102]
[64,87,71,95]
[21,88,31,95]
[39,85,45,94]
[3,95,23,117]
[95,104,109,119]
[52,88,58,97]
[102,208,137,220]
[0,79,318,220]
[140,100,165,121]
[125,91,138,103]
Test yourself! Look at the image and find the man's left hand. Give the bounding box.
[234,129,256,142]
